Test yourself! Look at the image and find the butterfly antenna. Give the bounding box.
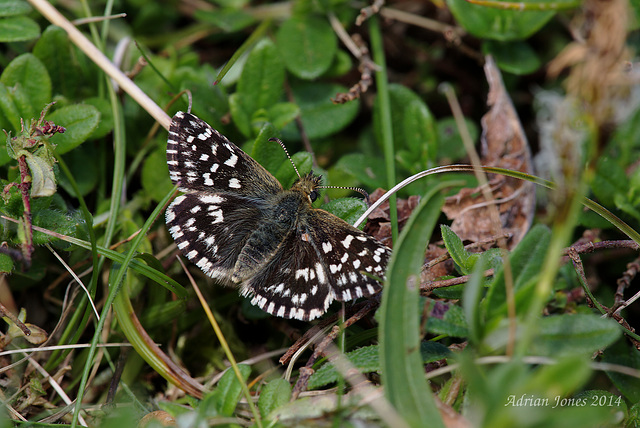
[319,185,371,206]
[269,137,301,179]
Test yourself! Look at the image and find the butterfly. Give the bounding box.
[165,111,391,321]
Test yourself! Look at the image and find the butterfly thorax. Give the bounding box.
[231,173,321,283]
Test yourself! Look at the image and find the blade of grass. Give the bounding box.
[379,182,447,428]
[180,257,263,427]
[70,179,179,428]
[215,19,271,85]
[369,16,398,243]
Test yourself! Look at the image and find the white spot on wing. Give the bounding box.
[229,178,241,189]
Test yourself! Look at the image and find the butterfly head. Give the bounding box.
[291,172,323,204]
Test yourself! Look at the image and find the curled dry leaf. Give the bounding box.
[442,56,535,248]
[364,188,421,247]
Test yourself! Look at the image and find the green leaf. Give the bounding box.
[258,378,291,418]
[463,253,489,344]
[47,104,100,154]
[236,38,285,117]
[141,145,173,202]
[404,100,437,165]
[426,302,468,337]
[441,224,476,274]
[0,253,13,273]
[275,151,312,189]
[194,8,256,32]
[22,151,56,197]
[33,26,81,99]
[32,209,85,245]
[280,82,359,141]
[251,122,285,175]
[375,84,436,160]
[602,342,640,402]
[0,81,22,131]
[436,117,479,162]
[309,343,451,389]
[447,0,555,41]
[379,185,446,428]
[0,53,51,116]
[483,224,551,324]
[0,16,39,42]
[483,40,542,75]
[0,0,31,17]
[0,53,51,123]
[592,156,628,207]
[83,97,114,139]
[268,102,299,130]
[276,16,337,79]
[214,364,252,416]
[333,153,387,190]
[530,314,621,356]
[320,197,366,226]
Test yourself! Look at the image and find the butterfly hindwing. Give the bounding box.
[240,208,391,321]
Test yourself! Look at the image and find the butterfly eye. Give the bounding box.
[309,190,319,202]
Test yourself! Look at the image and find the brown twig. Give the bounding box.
[290,300,378,399]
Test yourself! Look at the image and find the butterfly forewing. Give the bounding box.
[166,192,264,284]
[167,111,282,196]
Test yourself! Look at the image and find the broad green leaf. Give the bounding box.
[268,102,299,130]
[483,40,542,74]
[602,342,640,402]
[83,97,114,139]
[0,253,13,273]
[592,156,627,207]
[426,302,468,337]
[251,122,285,175]
[194,8,256,32]
[276,16,337,79]
[321,197,366,226]
[447,0,555,41]
[404,100,437,165]
[215,364,252,416]
[483,224,551,324]
[530,314,621,356]
[228,92,251,137]
[436,117,479,162]
[47,104,100,154]
[523,355,591,397]
[379,185,446,428]
[236,38,285,117]
[0,15,39,42]
[0,53,51,115]
[374,84,436,158]
[32,209,85,245]
[275,151,312,189]
[441,224,476,274]
[463,253,489,344]
[141,145,173,203]
[309,343,450,389]
[0,81,22,131]
[33,26,81,99]
[0,0,31,17]
[333,153,387,190]
[258,378,291,418]
[22,151,56,197]
[280,82,359,141]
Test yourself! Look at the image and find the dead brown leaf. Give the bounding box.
[441,56,535,248]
